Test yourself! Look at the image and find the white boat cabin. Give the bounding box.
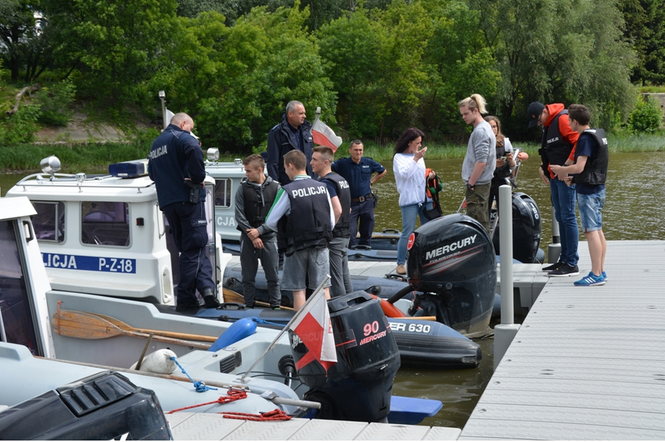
[5,158,228,305]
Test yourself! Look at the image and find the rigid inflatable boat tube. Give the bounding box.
[208,318,257,352]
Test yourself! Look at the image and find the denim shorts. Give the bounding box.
[577,189,606,232]
[281,247,331,291]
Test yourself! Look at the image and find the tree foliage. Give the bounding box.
[41,0,178,105]
[620,0,665,85]
[0,0,49,83]
[144,5,336,151]
[472,0,636,134]
[0,0,652,150]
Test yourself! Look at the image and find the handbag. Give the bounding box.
[423,173,443,220]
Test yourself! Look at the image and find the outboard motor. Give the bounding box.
[406,214,496,338]
[492,192,542,263]
[290,291,400,422]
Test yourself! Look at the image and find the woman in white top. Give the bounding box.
[393,127,435,275]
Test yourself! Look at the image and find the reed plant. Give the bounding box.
[2,131,664,172]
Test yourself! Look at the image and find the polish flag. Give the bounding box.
[312,118,343,152]
[290,289,337,372]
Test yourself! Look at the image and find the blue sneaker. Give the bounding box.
[602,271,607,280]
[574,272,606,286]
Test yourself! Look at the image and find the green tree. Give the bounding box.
[41,0,179,106]
[472,0,636,133]
[620,0,665,85]
[420,0,499,139]
[147,5,336,152]
[319,0,434,140]
[0,0,49,83]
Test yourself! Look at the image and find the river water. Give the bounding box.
[2,151,665,429]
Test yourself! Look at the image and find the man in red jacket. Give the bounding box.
[527,102,580,276]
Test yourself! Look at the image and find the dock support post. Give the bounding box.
[494,184,520,371]
[547,206,561,263]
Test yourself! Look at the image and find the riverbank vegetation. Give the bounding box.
[2,130,664,172]
[1,0,665,156]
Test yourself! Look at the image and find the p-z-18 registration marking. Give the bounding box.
[42,253,136,273]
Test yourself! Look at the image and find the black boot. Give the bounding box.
[202,288,221,309]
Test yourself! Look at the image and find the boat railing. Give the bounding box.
[14,173,156,193]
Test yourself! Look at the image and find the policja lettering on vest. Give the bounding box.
[291,185,327,198]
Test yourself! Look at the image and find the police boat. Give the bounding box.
[0,193,445,430]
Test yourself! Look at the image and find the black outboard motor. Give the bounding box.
[290,291,400,422]
[492,192,542,263]
[406,214,496,338]
[0,371,172,440]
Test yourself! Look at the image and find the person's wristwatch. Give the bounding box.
[466,183,475,191]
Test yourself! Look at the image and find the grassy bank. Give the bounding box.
[2,131,664,172]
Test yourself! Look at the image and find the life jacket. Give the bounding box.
[425,168,442,199]
[321,172,351,238]
[539,109,574,169]
[493,140,512,180]
[277,179,332,255]
[572,128,609,186]
[239,178,279,229]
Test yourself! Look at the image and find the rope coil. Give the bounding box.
[221,409,292,421]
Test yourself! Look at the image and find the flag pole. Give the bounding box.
[239,275,330,384]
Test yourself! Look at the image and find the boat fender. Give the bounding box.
[369,294,407,318]
[208,317,257,352]
[130,349,177,374]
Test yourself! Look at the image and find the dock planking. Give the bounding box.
[167,413,462,440]
[461,240,665,440]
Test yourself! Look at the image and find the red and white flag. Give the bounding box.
[289,289,337,372]
[312,118,343,152]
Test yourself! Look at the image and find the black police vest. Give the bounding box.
[539,110,574,168]
[321,172,351,238]
[277,179,332,255]
[572,128,609,186]
[240,180,279,228]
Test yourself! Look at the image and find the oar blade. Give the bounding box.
[52,310,123,340]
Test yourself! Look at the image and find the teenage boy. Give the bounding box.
[265,150,335,309]
[234,154,281,308]
[312,146,353,298]
[551,104,608,286]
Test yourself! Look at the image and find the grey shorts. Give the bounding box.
[281,247,331,291]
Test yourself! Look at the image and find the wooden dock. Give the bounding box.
[167,413,461,440]
[460,240,665,439]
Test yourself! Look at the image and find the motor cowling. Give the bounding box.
[406,214,496,337]
[290,291,400,422]
[492,192,542,263]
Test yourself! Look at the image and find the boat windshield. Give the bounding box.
[81,201,130,246]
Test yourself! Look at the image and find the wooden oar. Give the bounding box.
[88,312,218,343]
[223,288,295,310]
[51,310,210,350]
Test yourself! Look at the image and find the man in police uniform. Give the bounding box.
[267,100,314,185]
[332,140,386,248]
[235,154,281,309]
[265,150,335,310]
[311,146,353,298]
[148,112,219,310]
